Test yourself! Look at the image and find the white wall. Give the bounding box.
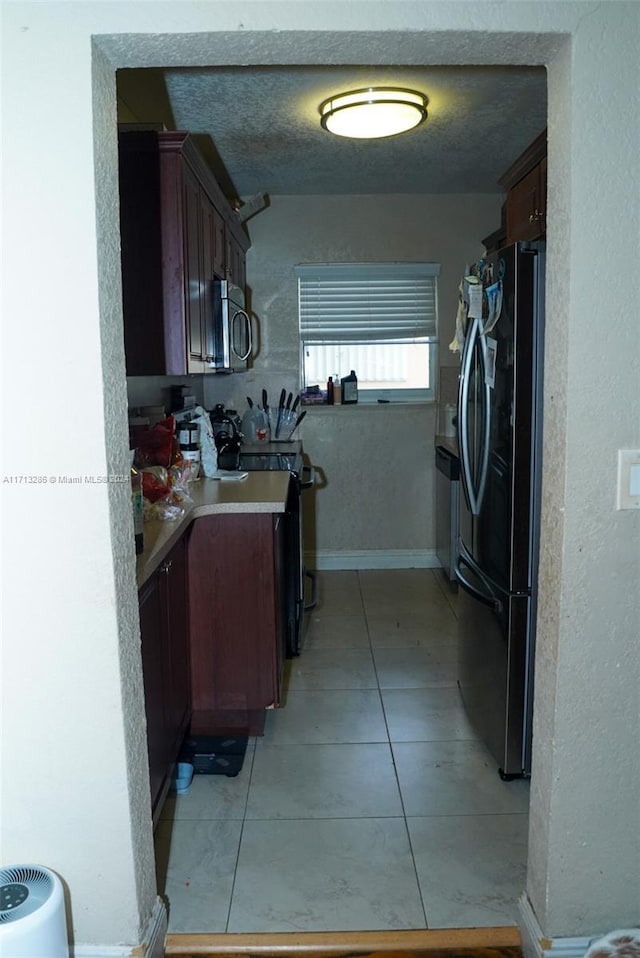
[203,193,500,561]
[1,1,638,951]
[526,4,640,935]
[1,17,158,951]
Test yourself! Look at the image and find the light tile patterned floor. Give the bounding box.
[156,569,529,934]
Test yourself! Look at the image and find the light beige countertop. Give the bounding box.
[136,471,290,589]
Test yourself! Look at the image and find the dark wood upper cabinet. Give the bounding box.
[498,129,547,245]
[227,231,247,289]
[118,130,250,377]
[183,161,206,370]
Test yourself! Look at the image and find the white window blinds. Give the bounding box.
[296,263,440,345]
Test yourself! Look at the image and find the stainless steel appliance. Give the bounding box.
[456,242,545,779]
[238,448,316,656]
[211,279,252,371]
[435,445,459,589]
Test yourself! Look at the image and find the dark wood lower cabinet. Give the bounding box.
[138,572,167,813]
[138,534,191,824]
[138,511,285,816]
[188,513,286,736]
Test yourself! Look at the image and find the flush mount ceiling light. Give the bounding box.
[319,87,428,139]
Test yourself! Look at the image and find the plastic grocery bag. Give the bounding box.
[135,415,178,468]
[191,406,219,478]
[449,280,468,354]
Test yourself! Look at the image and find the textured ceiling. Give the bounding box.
[117,65,547,202]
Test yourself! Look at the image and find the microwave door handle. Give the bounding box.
[231,308,252,361]
[243,310,253,359]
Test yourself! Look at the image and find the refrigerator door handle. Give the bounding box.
[455,545,503,614]
[458,316,492,517]
[458,317,478,514]
[476,330,492,513]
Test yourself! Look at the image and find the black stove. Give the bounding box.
[237,446,315,656]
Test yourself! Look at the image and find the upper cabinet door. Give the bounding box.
[118,130,250,377]
[505,164,545,243]
[227,232,247,289]
[183,162,206,373]
[118,132,171,376]
[212,205,226,280]
[498,129,547,246]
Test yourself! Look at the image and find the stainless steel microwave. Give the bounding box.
[210,279,252,372]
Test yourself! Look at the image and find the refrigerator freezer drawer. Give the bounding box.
[456,552,533,777]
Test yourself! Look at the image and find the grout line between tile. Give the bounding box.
[165,570,527,934]
[358,570,429,931]
[224,741,257,933]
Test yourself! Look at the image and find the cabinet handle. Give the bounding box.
[529,209,543,223]
[159,559,172,574]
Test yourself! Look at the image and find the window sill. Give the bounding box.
[302,399,436,410]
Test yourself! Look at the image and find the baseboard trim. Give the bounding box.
[166,926,522,956]
[518,894,594,958]
[143,896,168,958]
[306,550,440,570]
[72,895,167,958]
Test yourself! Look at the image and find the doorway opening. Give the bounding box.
[95,24,556,941]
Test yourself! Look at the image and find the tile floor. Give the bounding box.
[155,569,530,934]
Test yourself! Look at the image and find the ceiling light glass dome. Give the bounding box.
[319,87,428,139]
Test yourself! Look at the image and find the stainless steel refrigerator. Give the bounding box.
[456,241,545,779]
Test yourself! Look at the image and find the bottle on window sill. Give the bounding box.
[333,373,342,405]
[341,370,358,404]
[326,376,334,405]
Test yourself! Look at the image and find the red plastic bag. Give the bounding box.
[135,416,177,469]
[140,466,171,503]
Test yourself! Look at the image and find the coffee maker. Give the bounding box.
[210,404,241,469]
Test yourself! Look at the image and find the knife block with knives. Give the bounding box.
[247,389,306,441]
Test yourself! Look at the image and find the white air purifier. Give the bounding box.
[0,865,69,957]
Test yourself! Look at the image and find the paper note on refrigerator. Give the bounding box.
[467,283,483,319]
[485,337,497,388]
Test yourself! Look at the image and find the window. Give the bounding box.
[297,262,440,402]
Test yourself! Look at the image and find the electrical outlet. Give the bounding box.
[616,449,640,510]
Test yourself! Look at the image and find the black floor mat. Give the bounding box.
[179,734,248,777]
